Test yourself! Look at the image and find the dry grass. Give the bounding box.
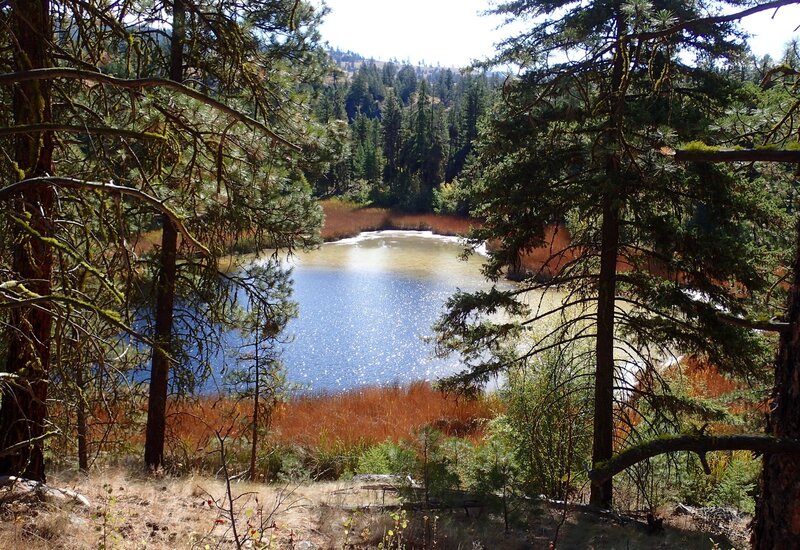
[0,469,404,549]
[134,199,477,254]
[679,356,769,423]
[272,382,496,449]
[0,469,745,549]
[162,382,498,461]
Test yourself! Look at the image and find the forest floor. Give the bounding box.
[0,468,751,550]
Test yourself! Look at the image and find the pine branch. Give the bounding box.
[0,68,300,150]
[0,176,210,257]
[0,124,166,140]
[717,312,790,333]
[629,0,800,42]
[665,147,800,164]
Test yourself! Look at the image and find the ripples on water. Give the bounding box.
[272,231,491,392]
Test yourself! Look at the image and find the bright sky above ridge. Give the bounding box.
[314,0,800,68]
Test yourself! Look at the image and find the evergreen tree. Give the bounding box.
[382,89,405,202]
[136,0,325,471]
[344,62,384,120]
[345,66,371,120]
[447,74,489,180]
[661,40,800,547]
[436,0,778,507]
[351,113,383,186]
[395,64,418,105]
[0,0,325,478]
[382,61,397,87]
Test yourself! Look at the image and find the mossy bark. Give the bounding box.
[0,0,55,483]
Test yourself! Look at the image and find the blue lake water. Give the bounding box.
[262,231,492,392]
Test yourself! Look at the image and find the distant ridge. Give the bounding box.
[326,47,466,75]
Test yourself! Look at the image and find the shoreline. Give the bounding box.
[319,198,477,241]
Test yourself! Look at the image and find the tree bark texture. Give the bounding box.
[0,0,55,483]
[144,215,178,470]
[591,194,620,508]
[590,2,626,509]
[76,366,89,472]
[752,215,800,549]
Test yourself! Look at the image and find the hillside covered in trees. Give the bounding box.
[4,0,800,548]
[303,49,503,213]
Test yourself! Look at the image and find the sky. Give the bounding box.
[313,0,800,68]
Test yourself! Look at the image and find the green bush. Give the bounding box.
[432,178,471,216]
[356,439,417,476]
[681,450,760,513]
[258,444,308,482]
[306,438,366,480]
[499,350,594,498]
[710,451,759,513]
[466,429,525,529]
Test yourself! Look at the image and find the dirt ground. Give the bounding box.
[0,469,749,549]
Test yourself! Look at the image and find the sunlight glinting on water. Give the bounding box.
[274,231,491,392]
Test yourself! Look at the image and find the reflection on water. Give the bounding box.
[275,231,492,391]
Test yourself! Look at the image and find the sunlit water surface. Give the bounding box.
[264,231,494,392]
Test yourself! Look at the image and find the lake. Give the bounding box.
[263,231,493,392]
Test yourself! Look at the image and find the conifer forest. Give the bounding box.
[3,0,800,548]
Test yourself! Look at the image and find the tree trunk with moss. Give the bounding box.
[0,0,55,482]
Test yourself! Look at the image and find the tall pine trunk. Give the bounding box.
[144,0,184,470]
[0,0,55,482]
[589,4,626,508]
[752,215,800,548]
[249,341,260,480]
[590,195,620,508]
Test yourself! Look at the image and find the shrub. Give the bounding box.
[710,451,760,513]
[466,428,523,529]
[432,178,471,216]
[499,350,593,498]
[681,450,760,514]
[356,439,417,476]
[411,427,461,504]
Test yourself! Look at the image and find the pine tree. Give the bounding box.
[0,0,57,481]
[382,89,405,201]
[436,0,779,507]
[395,64,418,105]
[0,0,325,479]
[658,41,800,547]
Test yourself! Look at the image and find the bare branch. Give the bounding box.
[0,68,300,150]
[0,283,154,348]
[0,177,210,257]
[0,124,166,140]
[0,431,60,459]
